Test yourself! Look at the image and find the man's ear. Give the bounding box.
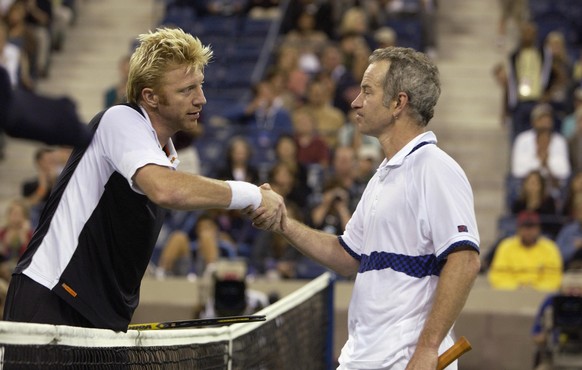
[394,92,408,113]
[141,88,158,108]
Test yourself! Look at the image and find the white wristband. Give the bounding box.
[226,180,262,210]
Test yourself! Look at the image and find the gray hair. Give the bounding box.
[369,47,440,126]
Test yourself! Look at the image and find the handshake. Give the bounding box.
[244,183,288,233]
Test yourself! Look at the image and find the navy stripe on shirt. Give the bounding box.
[340,238,479,278]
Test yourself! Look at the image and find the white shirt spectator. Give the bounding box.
[511,129,571,180]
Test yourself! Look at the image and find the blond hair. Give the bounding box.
[127,27,213,104]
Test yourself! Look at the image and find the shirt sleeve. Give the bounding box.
[96,105,173,192]
[421,150,480,258]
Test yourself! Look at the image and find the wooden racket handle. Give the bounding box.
[436,336,472,370]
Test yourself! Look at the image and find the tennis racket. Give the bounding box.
[436,336,472,370]
[128,314,266,330]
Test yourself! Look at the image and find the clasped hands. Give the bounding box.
[245,184,287,232]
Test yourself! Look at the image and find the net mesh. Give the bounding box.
[0,272,334,369]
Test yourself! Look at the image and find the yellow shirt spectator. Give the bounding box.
[488,211,563,291]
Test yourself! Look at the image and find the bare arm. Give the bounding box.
[406,248,481,370]
[253,208,359,277]
[134,164,285,228]
[134,164,231,209]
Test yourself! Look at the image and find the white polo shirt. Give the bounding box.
[338,131,480,369]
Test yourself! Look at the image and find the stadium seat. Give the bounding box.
[195,15,240,37]
[241,18,274,37]
[385,17,424,51]
[534,10,578,46]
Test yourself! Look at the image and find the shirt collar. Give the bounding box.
[378,131,438,170]
[139,105,180,169]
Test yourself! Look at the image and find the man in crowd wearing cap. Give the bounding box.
[488,210,563,291]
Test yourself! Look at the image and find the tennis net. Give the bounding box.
[0,272,335,369]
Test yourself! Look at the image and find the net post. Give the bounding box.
[324,272,336,369]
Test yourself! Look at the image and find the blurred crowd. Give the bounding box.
[489,1,582,368]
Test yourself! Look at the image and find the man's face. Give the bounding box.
[518,224,541,246]
[351,61,394,137]
[533,114,553,133]
[155,65,206,132]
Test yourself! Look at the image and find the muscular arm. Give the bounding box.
[134,164,232,210]
[406,248,481,370]
[134,164,285,231]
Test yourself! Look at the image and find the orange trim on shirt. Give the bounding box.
[62,283,78,297]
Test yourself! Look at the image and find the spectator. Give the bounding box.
[324,145,364,211]
[216,136,259,184]
[511,103,570,193]
[4,0,37,85]
[267,161,309,216]
[543,31,573,124]
[295,78,345,149]
[310,177,352,235]
[271,45,310,109]
[24,0,52,78]
[510,170,559,236]
[373,26,397,49]
[292,109,330,169]
[263,68,297,113]
[337,6,372,48]
[338,30,371,83]
[0,18,33,90]
[492,62,510,127]
[488,211,563,291]
[49,0,73,51]
[224,78,293,175]
[281,9,328,74]
[21,147,61,227]
[497,0,528,51]
[318,42,359,114]
[281,0,334,41]
[506,21,553,139]
[273,134,311,209]
[561,171,582,220]
[0,199,32,281]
